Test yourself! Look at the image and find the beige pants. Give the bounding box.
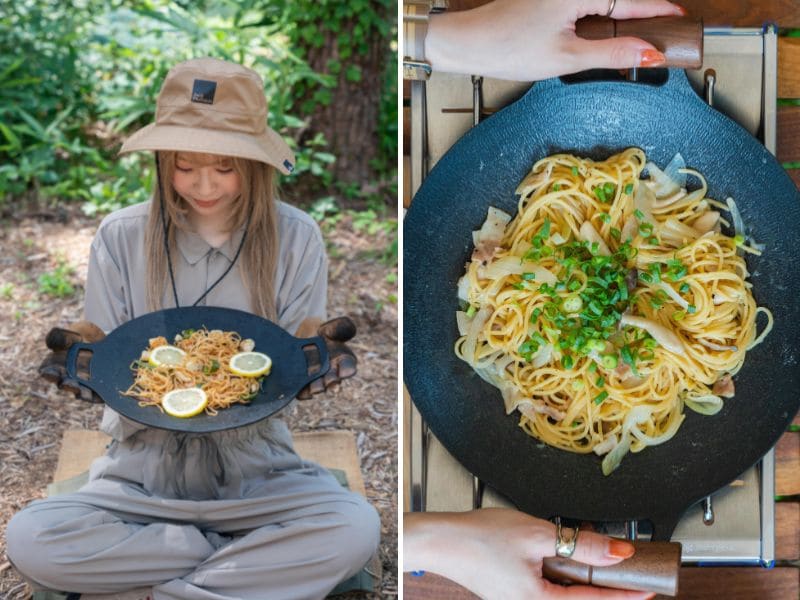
[6,420,380,600]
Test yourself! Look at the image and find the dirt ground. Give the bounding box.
[0,206,398,599]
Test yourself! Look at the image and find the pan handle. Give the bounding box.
[543,540,682,596]
[576,16,703,69]
[300,336,331,383]
[65,341,97,390]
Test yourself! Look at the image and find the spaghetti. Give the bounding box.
[124,328,262,415]
[455,148,773,474]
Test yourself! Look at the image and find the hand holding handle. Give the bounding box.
[576,16,703,69]
[543,540,682,596]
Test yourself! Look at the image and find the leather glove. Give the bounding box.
[296,316,357,399]
[39,321,106,403]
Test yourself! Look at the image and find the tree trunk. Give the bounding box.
[294,8,393,189]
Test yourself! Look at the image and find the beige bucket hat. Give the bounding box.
[119,57,295,175]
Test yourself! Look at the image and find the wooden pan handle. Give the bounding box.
[576,16,703,69]
[542,541,682,597]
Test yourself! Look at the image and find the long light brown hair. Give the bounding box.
[144,151,279,320]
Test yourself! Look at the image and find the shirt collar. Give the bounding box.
[175,224,247,265]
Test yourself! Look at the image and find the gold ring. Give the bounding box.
[555,519,580,558]
[607,0,617,17]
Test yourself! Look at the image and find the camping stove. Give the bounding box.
[407,26,778,566]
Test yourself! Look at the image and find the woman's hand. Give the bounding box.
[405,508,654,600]
[296,316,357,399]
[39,321,106,403]
[425,0,686,81]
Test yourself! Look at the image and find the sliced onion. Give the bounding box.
[620,215,638,242]
[462,307,491,368]
[578,221,611,256]
[477,207,512,243]
[457,275,470,302]
[515,162,554,197]
[601,405,654,475]
[726,197,745,240]
[620,314,684,354]
[634,184,657,223]
[658,282,690,310]
[692,210,720,234]
[480,256,558,284]
[698,339,738,352]
[646,153,685,198]
[531,343,553,368]
[593,433,618,456]
[684,394,724,416]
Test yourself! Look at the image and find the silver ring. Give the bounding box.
[607,0,617,17]
[555,520,580,558]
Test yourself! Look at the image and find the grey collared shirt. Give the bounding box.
[83,199,328,440]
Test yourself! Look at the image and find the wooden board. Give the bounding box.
[53,429,368,497]
[779,37,800,98]
[404,567,800,599]
[777,501,800,561]
[444,0,800,27]
[776,432,800,497]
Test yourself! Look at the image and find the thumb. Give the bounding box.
[319,316,357,342]
[569,36,665,70]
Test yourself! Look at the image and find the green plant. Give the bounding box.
[0,282,14,299]
[37,261,76,298]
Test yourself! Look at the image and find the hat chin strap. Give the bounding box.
[155,152,251,309]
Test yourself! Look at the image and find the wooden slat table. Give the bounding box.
[403,1,800,597]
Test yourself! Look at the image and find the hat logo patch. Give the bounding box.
[191,79,217,104]
[283,160,294,173]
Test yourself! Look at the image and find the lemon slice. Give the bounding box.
[229,352,272,377]
[162,387,208,418]
[149,345,186,367]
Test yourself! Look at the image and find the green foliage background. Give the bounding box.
[0,0,397,216]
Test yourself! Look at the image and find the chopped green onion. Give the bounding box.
[639,222,654,235]
[572,380,585,390]
[552,184,561,191]
[599,212,611,223]
[571,166,579,176]
[601,354,618,369]
[596,375,605,387]
[561,294,583,313]
[624,183,634,195]
[466,305,477,317]
[562,354,574,369]
[593,390,609,405]
[634,209,645,220]
[679,282,690,294]
[672,310,686,321]
[733,234,745,245]
[522,272,537,281]
[587,339,606,352]
[588,362,597,373]
[610,227,621,240]
[687,304,697,314]
[620,345,639,376]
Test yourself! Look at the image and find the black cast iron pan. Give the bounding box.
[66,306,329,433]
[404,69,800,540]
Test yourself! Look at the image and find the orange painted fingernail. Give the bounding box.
[673,3,688,16]
[607,539,636,559]
[640,49,666,68]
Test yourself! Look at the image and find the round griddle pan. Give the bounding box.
[66,306,329,433]
[404,69,800,540]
